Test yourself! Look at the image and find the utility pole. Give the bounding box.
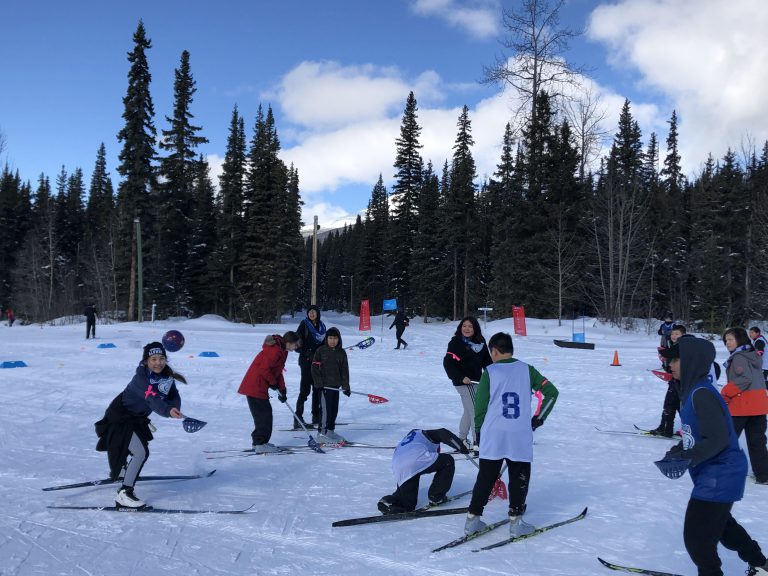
[135,218,143,322]
[311,216,319,305]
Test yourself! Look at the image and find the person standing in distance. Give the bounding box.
[84,302,98,339]
[389,308,409,350]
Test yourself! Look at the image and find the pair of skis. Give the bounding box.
[432,507,588,553]
[43,469,247,514]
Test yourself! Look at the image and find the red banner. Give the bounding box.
[513,305,527,336]
[358,299,371,331]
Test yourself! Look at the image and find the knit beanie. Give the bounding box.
[143,341,167,361]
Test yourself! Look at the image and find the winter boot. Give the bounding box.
[252,443,281,454]
[464,514,487,535]
[377,495,407,515]
[428,495,448,506]
[509,514,536,537]
[324,430,346,443]
[115,485,145,508]
[649,412,674,438]
[292,416,306,430]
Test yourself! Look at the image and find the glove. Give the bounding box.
[343,389,351,397]
[531,416,544,431]
[277,392,287,403]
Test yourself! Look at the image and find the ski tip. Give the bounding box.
[580,506,588,516]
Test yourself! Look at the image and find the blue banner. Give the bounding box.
[382,298,398,311]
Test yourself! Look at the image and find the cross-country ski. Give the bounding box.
[473,507,588,551]
[597,557,685,575]
[48,504,255,515]
[332,489,473,527]
[42,470,216,491]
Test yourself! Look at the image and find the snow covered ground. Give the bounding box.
[0,312,765,576]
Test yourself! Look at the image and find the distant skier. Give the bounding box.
[656,338,768,575]
[377,428,469,514]
[84,302,98,339]
[389,309,409,350]
[94,342,187,508]
[5,307,14,327]
[650,324,687,437]
[657,314,675,371]
[748,326,768,382]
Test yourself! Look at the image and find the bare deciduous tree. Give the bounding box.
[563,85,610,182]
[484,0,584,127]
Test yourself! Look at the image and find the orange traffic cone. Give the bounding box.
[611,350,621,366]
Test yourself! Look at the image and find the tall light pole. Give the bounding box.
[341,275,353,313]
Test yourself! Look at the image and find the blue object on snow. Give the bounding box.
[97,343,116,349]
[572,332,586,343]
[1,360,27,369]
[198,351,220,357]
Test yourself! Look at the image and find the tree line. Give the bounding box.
[2,9,767,333]
[0,21,303,324]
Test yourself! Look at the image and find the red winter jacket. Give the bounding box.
[237,335,288,400]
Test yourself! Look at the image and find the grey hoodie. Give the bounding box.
[725,348,764,393]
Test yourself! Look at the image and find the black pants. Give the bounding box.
[319,388,340,433]
[395,327,407,348]
[295,360,320,424]
[86,319,96,338]
[732,415,768,482]
[684,499,766,576]
[246,396,273,445]
[469,458,530,517]
[390,454,455,511]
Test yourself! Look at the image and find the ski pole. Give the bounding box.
[281,400,325,453]
[321,387,388,404]
[465,454,508,501]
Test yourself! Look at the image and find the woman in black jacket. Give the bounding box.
[442,316,492,449]
[294,306,326,428]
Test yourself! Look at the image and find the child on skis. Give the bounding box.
[656,339,768,575]
[311,327,351,443]
[95,342,186,508]
[238,332,301,453]
[377,428,469,514]
[658,314,675,371]
[464,332,559,537]
[650,324,687,437]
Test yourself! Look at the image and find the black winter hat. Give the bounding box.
[660,343,679,360]
[143,341,167,361]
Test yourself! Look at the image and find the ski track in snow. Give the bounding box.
[0,314,765,575]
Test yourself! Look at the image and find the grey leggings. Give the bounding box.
[123,433,148,487]
[454,383,477,443]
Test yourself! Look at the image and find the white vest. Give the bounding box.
[754,336,768,370]
[391,429,439,486]
[479,361,534,462]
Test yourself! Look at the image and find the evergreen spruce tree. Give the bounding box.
[215,106,247,318]
[361,174,390,311]
[0,167,31,310]
[157,49,209,315]
[446,106,477,319]
[389,91,423,310]
[186,156,217,315]
[84,143,116,312]
[241,105,291,322]
[115,20,157,320]
[409,161,444,319]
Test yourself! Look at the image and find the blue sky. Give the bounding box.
[2,0,767,229]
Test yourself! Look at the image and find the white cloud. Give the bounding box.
[410,0,500,40]
[272,62,443,130]
[588,0,768,174]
